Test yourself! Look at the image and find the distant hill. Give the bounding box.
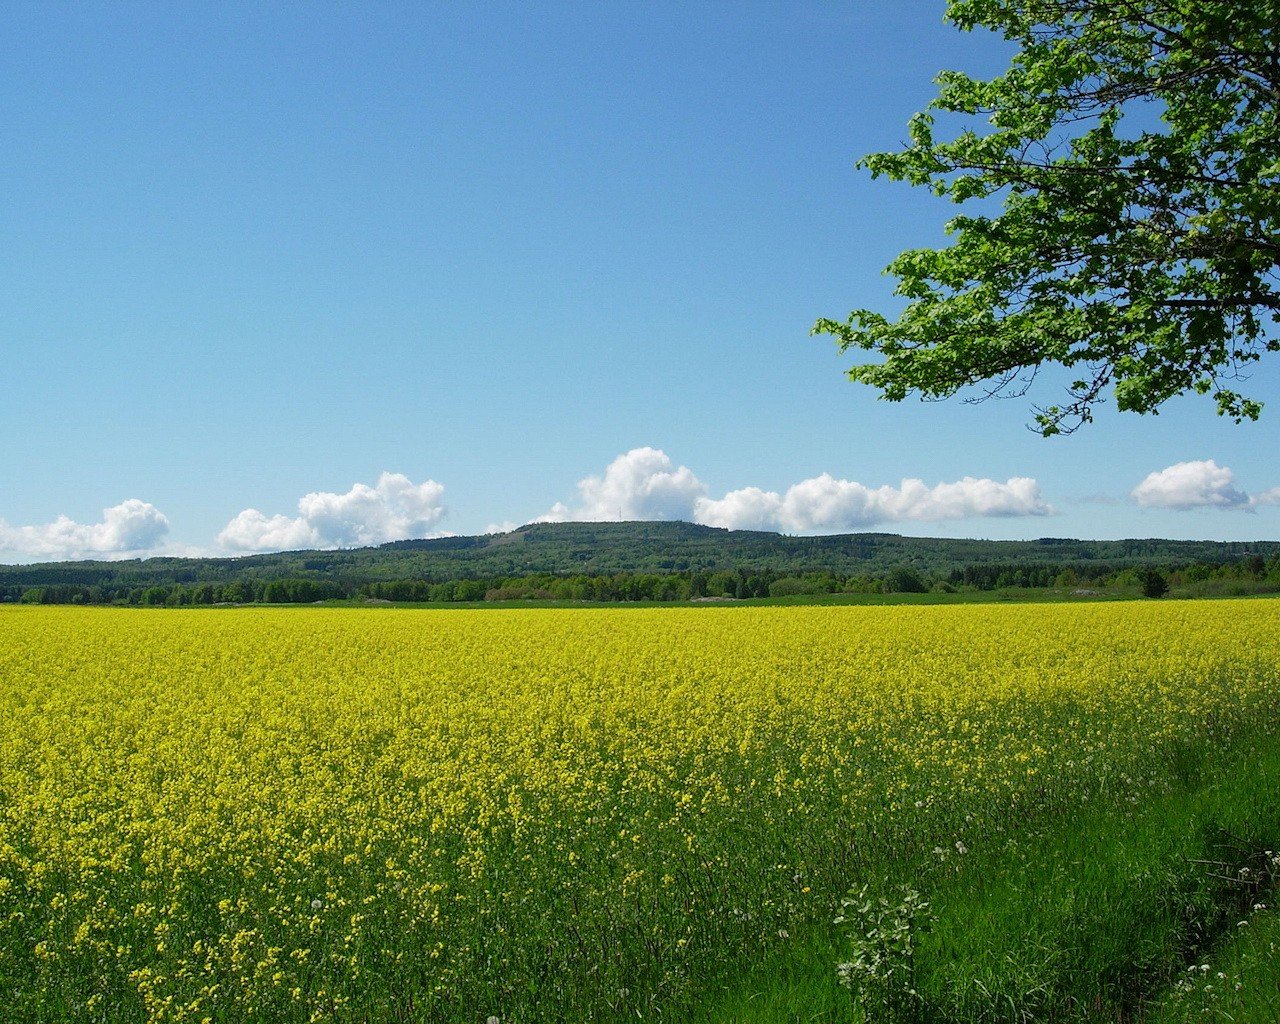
[2,520,1278,592]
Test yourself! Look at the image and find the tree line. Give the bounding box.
[7,554,1280,606]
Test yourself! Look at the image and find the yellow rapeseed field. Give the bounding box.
[0,601,1277,1022]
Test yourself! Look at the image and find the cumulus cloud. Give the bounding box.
[534,502,574,524]
[535,447,707,522]
[692,486,783,532]
[217,510,319,552]
[536,448,1053,533]
[218,472,448,552]
[0,499,170,560]
[1130,460,1251,510]
[697,474,1051,532]
[1251,487,1280,508]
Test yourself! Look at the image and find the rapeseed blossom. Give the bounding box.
[0,602,1276,1021]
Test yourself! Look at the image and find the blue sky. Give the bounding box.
[3,1,1278,561]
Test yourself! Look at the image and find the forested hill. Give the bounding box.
[3,520,1278,592]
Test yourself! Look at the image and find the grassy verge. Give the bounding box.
[694,730,1280,1024]
[1145,907,1280,1024]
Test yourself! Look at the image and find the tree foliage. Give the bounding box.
[1139,565,1170,597]
[4,521,1278,597]
[815,0,1280,434]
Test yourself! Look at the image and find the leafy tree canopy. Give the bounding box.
[815,0,1280,435]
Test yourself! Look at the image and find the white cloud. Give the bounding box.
[536,448,1052,533]
[536,447,707,522]
[1251,488,1280,507]
[217,510,320,552]
[532,502,574,524]
[218,472,448,552]
[1130,460,1250,510]
[697,474,1051,532]
[692,486,784,532]
[0,499,170,560]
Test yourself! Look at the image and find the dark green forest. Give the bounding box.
[3,521,1279,605]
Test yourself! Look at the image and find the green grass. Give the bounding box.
[692,729,1280,1024]
[1145,908,1280,1024]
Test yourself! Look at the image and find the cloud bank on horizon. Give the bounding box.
[536,447,1054,531]
[218,472,449,552]
[4,453,1280,562]
[0,499,169,560]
